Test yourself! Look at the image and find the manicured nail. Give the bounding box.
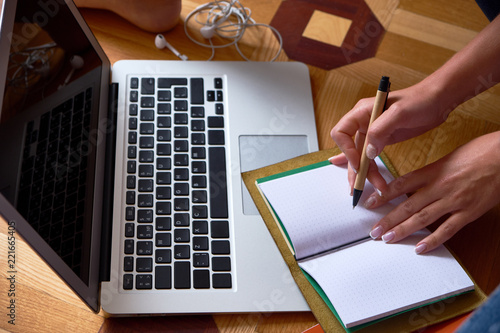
[382,231,395,243]
[328,156,335,163]
[369,226,383,239]
[364,195,376,209]
[349,163,358,174]
[366,144,377,159]
[415,243,427,254]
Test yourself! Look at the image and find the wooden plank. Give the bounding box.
[388,9,478,52]
[399,0,490,32]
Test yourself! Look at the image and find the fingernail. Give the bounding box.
[366,144,377,159]
[382,231,395,243]
[364,195,376,209]
[349,163,358,174]
[369,226,383,239]
[415,243,427,254]
[328,156,335,163]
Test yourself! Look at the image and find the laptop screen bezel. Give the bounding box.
[0,0,112,312]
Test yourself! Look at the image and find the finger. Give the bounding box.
[366,159,388,193]
[379,197,445,244]
[369,185,437,239]
[328,153,348,165]
[348,164,356,195]
[414,213,470,254]
[365,168,429,209]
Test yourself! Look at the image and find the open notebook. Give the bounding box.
[256,158,475,329]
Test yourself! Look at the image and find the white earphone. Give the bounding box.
[183,0,283,61]
[155,34,188,61]
[58,55,84,89]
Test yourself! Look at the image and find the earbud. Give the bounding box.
[59,55,84,89]
[155,34,188,61]
[200,25,216,39]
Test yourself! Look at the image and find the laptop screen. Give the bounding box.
[0,0,105,299]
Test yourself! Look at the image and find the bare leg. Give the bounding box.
[74,0,182,33]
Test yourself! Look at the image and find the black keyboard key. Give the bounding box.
[127,161,136,174]
[156,201,172,215]
[174,183,189,195]
[211,221,229,238]
[215,103,224,115]
[193,237,209,251]
[157,130,171,142]
[192,161,206,173]
[157,144,171,156]
[174,87,188,98]
[193,253,209,267]
[138,179,154,192]
[174,140,188,152]
[213,273,232,288]
[129,104,138,115]
[124,257,134,272]
[174,213,189,226]
[136,274,153,289]
[207,90,215,101]
[174,127,188,138]
[137,209,153,223]
[158,90,171,101]
[192,147,206,159]
[174,168,189,181]
[214,78,223,89]
[174,228,190,243]
[191,106,204,117]
[174,113,188,124]
[216,90,223,101]
[155,266,172,289]
[130,77,139,89]
[192,190,207,203]
[125,223,134,237]
[158,103,171,114]
[141,97,154,108]
[139,150,154,163]
[128,131,137,144]
[129,118,138,130]
[136,241,153,255]
[126,191,135,204]
[123,274,133,289]
[156,233,171,247]
[141,78,155,95]
[128,146,137,159]
[155,249,172,264]
[194,270,210,289]
[212,257,231,271]
[174,261,191,289]
[156,187,171,200]
[156,172,171,184]
[193,221,208,234]
[212,240,230,254]
[157,158,171,170]
[174,154,188,166]
[208,116,224,128]
[174,245,191,260]
[137,225,153,239]
[139,165,154,177]
[124,239,134,254]
[193,205,208,219]
[208,147,228,218]
[192,175,207,188]
[136,257,153,272]
[208,130,225,145]
[190,78,204,105]
[140,123,154,134]
[158,78,187,88]
[174,198,189,211]
[138,194,153,207]
[130,91,138,102]
[174,100,188,111]
[125,207,135,221]
[191,120,205,131]
[158,116,171,128]
[141,109,155,121]
[156,217,171,231]
[191,133,205,145]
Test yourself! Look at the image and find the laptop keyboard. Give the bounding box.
[17,87,94,276]
[122,76,232,290]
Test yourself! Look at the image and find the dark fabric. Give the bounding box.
[475,0,500,21]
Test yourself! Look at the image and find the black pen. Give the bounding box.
[352,76,390,208]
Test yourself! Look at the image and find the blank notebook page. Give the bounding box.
[258,159,405,260]
[298,230,475,328]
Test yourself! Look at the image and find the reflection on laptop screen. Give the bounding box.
[0,0,103,286]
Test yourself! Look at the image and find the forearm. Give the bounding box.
[422,15,500,118]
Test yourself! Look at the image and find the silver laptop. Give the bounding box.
[0,0,318,314]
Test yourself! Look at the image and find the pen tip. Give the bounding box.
[352,205,356,210]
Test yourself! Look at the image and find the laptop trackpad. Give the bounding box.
[239,135,310,215]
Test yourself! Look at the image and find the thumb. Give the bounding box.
[364,110,397,160]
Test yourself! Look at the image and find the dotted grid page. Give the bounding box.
[299,230,474,328]
[258,158,405,260]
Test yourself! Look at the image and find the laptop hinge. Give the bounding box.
[99,82,118,282]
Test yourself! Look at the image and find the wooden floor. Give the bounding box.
[1,0,499,332]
